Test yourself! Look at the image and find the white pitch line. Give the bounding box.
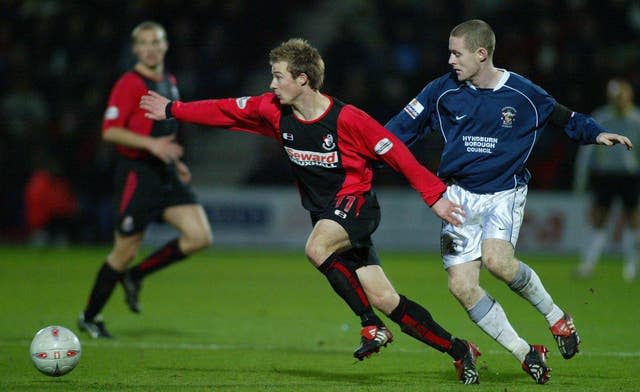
[8,339,640,357]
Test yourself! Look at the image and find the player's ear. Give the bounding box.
[297,73,309,87]
[477,47,488,63]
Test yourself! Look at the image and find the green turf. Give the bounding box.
[0,245,639,391]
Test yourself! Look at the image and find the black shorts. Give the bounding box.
[113,157,197,235]
[310,191,381,266]
[590,172,640,210]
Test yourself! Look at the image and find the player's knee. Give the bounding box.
[108,246,138,270]
[182,229,213,254]
[481,253,506,272]
[368,289,399,314]
[482,254,519,281]
[194,228,214,249]
[305,242,327,266]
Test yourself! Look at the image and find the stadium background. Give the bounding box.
[1,0,639,248]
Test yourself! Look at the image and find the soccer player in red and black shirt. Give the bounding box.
[78,21,212,339]
[141,38,481,384]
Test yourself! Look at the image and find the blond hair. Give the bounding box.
[131,21,166,43]
[269,38,325,90]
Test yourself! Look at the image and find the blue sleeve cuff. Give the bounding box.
[565,112,604,145]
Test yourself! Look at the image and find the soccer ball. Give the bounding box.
[30,326,81,377]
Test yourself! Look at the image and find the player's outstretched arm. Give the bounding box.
[140,90,171,120]
[595,132,633,150]
[431,197,465,227]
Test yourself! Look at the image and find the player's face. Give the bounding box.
[270,61,302,105]
[448,36,480,82]
[133,28,168,70]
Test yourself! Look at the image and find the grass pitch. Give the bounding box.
[0,245,639,391]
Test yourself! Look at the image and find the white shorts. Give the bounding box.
[441,184,527,269]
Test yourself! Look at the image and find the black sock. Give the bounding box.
[448,338,469,361]
[84,262,122,321]
[389,294,463,358]
[129,238,186,281]
[318,254,383,327]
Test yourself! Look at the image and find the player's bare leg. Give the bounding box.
[484,239,579,360]
[122,204,212,313]
[360,265,480,383]
[448,259,546,382]
[307,220,391,360]
[576,206,609,278]
[79,232,143,338]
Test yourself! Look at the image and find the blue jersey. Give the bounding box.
[386,70,602,193]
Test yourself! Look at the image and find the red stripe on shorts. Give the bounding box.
[119,171,138,213]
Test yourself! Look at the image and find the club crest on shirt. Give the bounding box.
[322,134,336,151]
[500,106,517,128]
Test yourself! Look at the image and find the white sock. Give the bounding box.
[581,228,607,270]
[509,262,563,326]
[622,229,637,267]
[470,294,530,362]
[622,229,638,281]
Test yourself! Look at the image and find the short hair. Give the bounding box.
[131,21,167,43]
[607,78,633,96]
[269,38,325,90]
[450,19,495,58]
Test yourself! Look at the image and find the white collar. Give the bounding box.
[466,69,510,91]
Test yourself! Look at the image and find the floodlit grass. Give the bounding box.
[1,245,639,391]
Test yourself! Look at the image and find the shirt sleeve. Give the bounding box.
[171,93,279,138]
[532,82,602,144]
[384,79,439,146]
[340,106,446,206]
[563,112,605,144]
[102,74,144,132]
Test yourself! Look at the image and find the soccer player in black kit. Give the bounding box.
[78,21,212,338]
[141,38,482,384]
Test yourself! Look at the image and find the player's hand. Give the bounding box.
[140,90,171,120]
[431,197,465,227]
[176,160,191,184]
[596,132,633,150]
[148,134,183,164]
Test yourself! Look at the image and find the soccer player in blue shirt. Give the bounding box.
[385,19,633,384]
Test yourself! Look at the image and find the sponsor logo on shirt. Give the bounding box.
[236,96,250,109]
[322,134,336,151]
[403,98,424,119]
[462,135,497,154]
[500,106,516,128]
[104,106,119,120]
[282,132,294,141]
[374,138,393,155]
[284,146,339,168]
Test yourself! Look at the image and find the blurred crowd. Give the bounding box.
[2,0,639,243]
